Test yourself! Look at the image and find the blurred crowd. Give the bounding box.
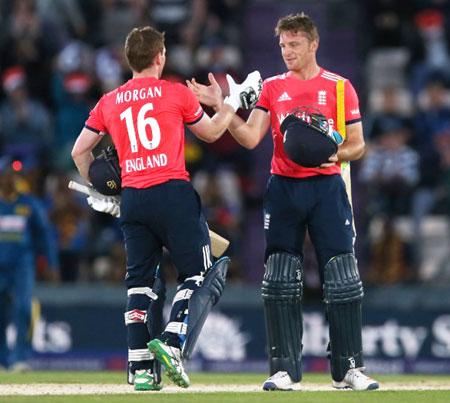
[0,0,249,284]
[358,0,450,285]
[1,0,450,288]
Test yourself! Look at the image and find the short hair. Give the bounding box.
[125,26,165,73]
[275,12,319,42]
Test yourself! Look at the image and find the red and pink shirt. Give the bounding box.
[256,68,361,178]
[85,76,203,188]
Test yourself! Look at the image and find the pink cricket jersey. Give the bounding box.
[256,68,361,178]
[85,76,204,188]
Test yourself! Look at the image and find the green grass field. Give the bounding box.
[1,372,450,403]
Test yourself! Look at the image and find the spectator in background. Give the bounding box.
[52,68,95,172]
[0,0,60,104]
[83,211,124,282]
[193,167,243,281]
[0,156,58,371]
[48,172,89,282]
[408,8,450,97]
[434,127,450,257]
[364,85,413,140]
[207,0,245,46]
[359,118,419,283]
[35,0,88,42]
[149,0,206,47]
[365,0,414,49]
[0,66,53,195]
[95,44,127,93]
[360,117,419,216]
[100,0,148,47]
[194,1,243,76]
[153,0,208,78]
[434,126,450,203]
[411,78,450,271]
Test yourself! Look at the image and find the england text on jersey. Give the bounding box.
[116,86,162,104]
[125,153,168,173]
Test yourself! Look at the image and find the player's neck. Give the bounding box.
[132,66,160,79]
[289,63,321,80]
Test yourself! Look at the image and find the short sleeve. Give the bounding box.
[255,80,270,112]
[345,80,361,124]
[85,96,107,133]
[181,85,204,125]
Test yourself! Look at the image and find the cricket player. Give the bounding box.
[188,12,379,391]
[71,26,261,390]
[0,157,58,371]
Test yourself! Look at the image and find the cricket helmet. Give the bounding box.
[88,146,121,196]
[280,107,338,168]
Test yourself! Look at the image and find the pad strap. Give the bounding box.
[128,287,158,300]
[128,348,154,361]
[124,309,147,324]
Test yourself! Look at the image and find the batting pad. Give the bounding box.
[262,252,303,382]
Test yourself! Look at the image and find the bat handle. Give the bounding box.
[68,180,91,196]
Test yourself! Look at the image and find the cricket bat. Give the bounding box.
[68,180,230,257]
[336,80,352,206]
[337,79,356,235]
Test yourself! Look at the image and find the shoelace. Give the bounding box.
[348,370,370,382]
[269,372,288,380]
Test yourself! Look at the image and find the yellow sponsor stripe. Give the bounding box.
[162,355,171,367]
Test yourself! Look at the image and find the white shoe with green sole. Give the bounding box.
[133,369,162,391]
[148,339,190,388]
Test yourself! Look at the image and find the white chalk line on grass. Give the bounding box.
[1,382,450,395]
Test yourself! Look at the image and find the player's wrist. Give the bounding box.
[212,98,224,112]
[223,95,240,112]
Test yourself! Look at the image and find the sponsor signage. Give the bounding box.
[10,304,450,373]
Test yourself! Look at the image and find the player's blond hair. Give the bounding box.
[125,26,165,73]
[275,12,319,42]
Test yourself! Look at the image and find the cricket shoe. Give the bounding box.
[133,369,162,391]
[332,368,379,391]
[148,339,190,388]
[262,371,301,391]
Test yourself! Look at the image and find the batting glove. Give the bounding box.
[87,194,121,218]
[224,71,262,111]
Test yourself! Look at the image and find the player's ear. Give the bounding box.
[154,53,162,66]
[155,47,166,66]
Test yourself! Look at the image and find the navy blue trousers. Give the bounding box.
[120,180,211,287]
[263,174,354,276]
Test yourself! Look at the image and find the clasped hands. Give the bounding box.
[187,71,262,112]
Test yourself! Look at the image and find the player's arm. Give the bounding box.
[227,109,271,149]
[188,71,263,143]
[190,105,269,149]
[188,103,236,143]
[187,72,269,148]
[336,121,365,162]
[71,127,103,182]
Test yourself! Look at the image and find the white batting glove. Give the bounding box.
[87,195,121,218]
[224,70,262,111]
